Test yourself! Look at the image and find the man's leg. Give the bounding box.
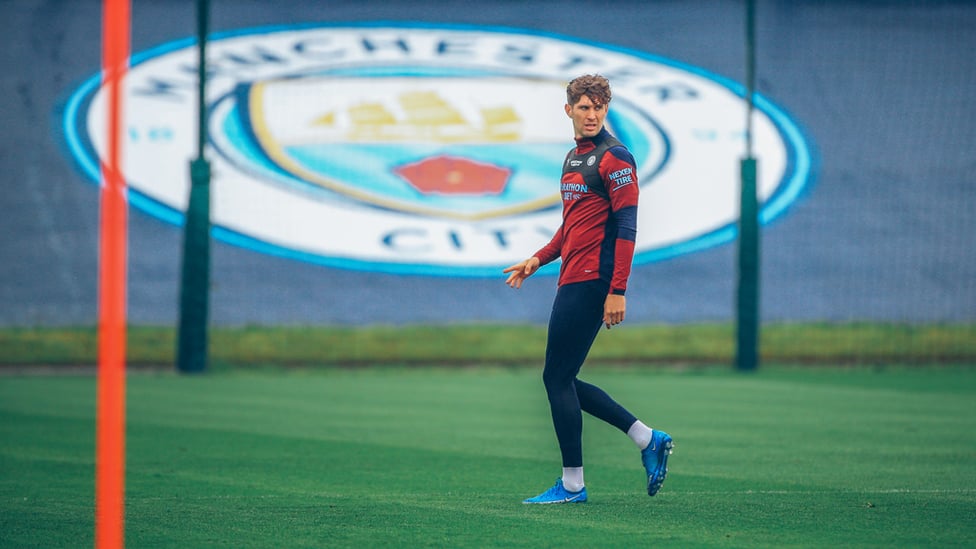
[541,281,605,469]
[523,282,603,503]
[575,379,637,433]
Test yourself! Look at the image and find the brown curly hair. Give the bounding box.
[566,74,612,106]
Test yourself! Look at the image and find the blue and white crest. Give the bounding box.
[63,22,813,276]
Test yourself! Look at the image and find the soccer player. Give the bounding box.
[503,74,672,504]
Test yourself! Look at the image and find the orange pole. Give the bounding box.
[95,0,130,548]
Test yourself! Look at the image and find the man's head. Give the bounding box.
[565,74,611,139]
[565,74,612,107]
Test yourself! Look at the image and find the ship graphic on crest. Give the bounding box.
[311,90,522,143]
[242,76,570,220]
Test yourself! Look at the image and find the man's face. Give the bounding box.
[565,94,608,139]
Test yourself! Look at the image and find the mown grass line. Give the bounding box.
[0,323,973,367]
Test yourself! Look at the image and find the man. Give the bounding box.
[503,74,672,504]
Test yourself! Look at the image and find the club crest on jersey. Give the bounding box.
[62,22,813,276]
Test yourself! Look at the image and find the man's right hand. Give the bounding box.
[502,257,541,289]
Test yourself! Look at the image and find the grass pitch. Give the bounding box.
[1,366,975,547]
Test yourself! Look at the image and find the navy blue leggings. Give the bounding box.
[543,280,638,468]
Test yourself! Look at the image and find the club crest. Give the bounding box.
[63,22,813,276]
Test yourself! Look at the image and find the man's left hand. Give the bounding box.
[604,294,626,329]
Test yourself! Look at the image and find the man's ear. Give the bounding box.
[564,103,572,117]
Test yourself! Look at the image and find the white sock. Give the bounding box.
[562,467,585,492]
[627,420,654,450]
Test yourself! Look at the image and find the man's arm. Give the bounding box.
[603,146,639,296]
[503,227,562,289]
[602,146,639,327]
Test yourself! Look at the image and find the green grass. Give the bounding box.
[2,366,975,547]
[1,322,974,366]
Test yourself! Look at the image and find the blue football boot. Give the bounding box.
[641,430,673,496]
[522,478,588,504]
